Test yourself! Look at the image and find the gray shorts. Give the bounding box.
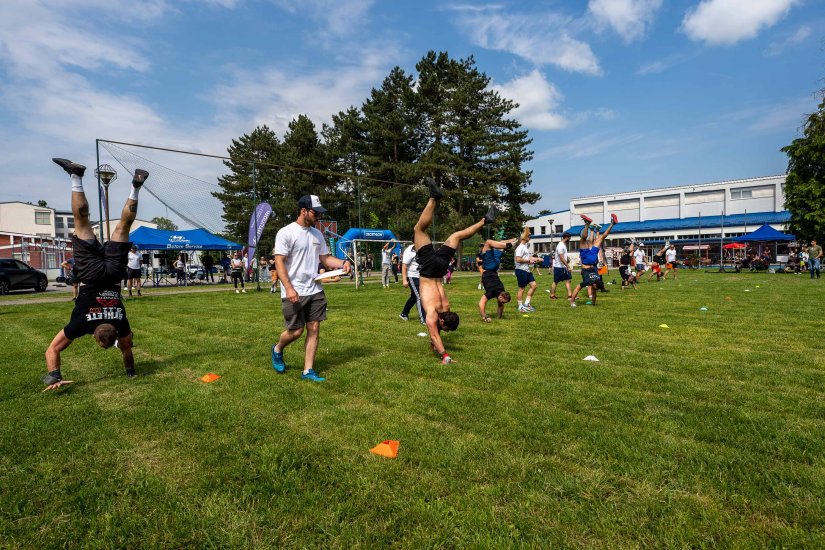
[281,291,327,330]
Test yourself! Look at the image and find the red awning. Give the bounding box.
[723,243,747,249]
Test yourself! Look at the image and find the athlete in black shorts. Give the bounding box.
[478,238,515,321]
[415,177,496,364]
[42,158,149,391]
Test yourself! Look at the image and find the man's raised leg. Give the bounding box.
[414,176,443,250]
[111,169,148,242]
[443,205,497,249]
[53,159,94,240]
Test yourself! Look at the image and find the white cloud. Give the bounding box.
[270,0,376,38]
[448,6,602,75]
[765,25,812,56]
[538,132,645,160]
[636,51,694,75]
[719,97,819,133]
[588,0,663,43]
[492,70,568,130]
[681,0,799,45]
[0,0,393,221]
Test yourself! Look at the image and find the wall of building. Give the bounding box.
[0,203,56,237]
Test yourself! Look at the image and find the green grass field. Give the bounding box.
[1,272,824,547]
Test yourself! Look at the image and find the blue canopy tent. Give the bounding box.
[130,227,243,250]
[129,227,243,286]
[732,224,796,269]
[731,224,795,242]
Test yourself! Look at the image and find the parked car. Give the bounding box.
[0,259,49,294]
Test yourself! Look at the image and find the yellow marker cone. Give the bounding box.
[659,324,669,328]
[200,373,221,383]
[370,440,399,458]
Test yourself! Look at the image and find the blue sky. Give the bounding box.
[1,0,823,226]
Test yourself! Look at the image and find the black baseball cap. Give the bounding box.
[562,231,571,238]
[298,195,327,214]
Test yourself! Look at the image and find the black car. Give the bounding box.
[0,259,49,294]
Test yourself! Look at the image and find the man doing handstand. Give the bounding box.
[415,178,496,363]
[478,237,515,322]
[42,158,148,391]
[569,213,617,307]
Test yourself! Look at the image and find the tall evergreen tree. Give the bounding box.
[781,94,825,242]
[214,125,284,246]
[361,67,424,237]
[323,107,367,230]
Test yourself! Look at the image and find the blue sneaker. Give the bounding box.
[271,345,285,373]
[301,369,325,382]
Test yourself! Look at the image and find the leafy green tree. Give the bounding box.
[151,216,178,230]
[782,94,825,242]
[37,199,48,207]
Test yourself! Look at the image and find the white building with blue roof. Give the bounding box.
[526,175,793,265]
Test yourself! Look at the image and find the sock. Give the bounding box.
[71,175,83,192]
[525,297,531,305]
[129,185,140,201]
[517,301,523,307]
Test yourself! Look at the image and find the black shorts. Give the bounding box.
[128,268,141,279]
[72,235,131,287]
[417,243,456,279]
[619,265,631,281]
[482,270,505,300]
[580,267,601,287]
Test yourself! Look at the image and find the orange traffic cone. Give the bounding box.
[200,373,221,383]
[370,440,399,458]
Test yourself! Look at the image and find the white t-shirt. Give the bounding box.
[274,222,329,296]
[634,249,645,265]
[175,259,184,270]
[402,245,420,278]
[381,249,392,266]
[127,252,141,270]
[666,248,676,263]
[553,242,568,268]
[514,243,531,272]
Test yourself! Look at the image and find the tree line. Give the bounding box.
[213,51,539,256]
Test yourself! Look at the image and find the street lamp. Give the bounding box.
[95,164,117,240]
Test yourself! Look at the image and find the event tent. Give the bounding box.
[129,227,242,250]
[731,224,795,243]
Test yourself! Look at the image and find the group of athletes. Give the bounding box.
[41,164,680,389]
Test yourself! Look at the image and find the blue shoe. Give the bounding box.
[301,369,325,382]
[271,345,285,373]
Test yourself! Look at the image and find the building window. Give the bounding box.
[35,211,51,225]
[540,226,546,235]
[529,227,535,235]
[56,219,65,228]
[555,225,563,233]
[730,189,752,200]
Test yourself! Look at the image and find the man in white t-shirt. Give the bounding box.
[270,195,351,382]
[550,232,572,300]
[381,242,393,288]
[127,245,142,297]
[514,227,541,312]
[663,243,678,280]
[633,244,646,279]
[399,244,425,324]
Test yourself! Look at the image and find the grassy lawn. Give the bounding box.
[1,272,824,547]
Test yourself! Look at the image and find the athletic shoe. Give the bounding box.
[569,301,577,308]
[399,313,409,321]
[483,205,498,225]
[132,169,149,187]
[424,177,444,200]
[580,214,592,224]
[517,305,529,313]
[301,369,325,382]
[524,304,536,312]
[477,283,483,290]
[242,289,247,293]
[611,213,618,224]
[236,289,240,294]
[271,345,285,373]
[41,371,62,385]
[590,223,602,232]
[52,158,86,177]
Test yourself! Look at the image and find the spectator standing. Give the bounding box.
[381,241,393,288]
[231,252,246,293]
[202,252,215,283]
[127,245,142,296]
[60,255,79,301]
[808,239,822,279]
